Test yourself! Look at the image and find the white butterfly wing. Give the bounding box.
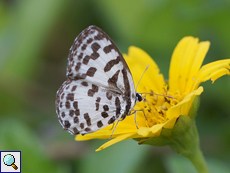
[67,26,135,98]
[56,80,126,134]
[56,26,136,135]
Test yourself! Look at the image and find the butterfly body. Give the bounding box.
[56,26,139,135]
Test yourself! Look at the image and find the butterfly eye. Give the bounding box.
[136,93,142,102]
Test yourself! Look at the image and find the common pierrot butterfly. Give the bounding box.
[56,25,143,135]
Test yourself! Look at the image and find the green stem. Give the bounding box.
[169,115,209,173]
[186,147,208,173]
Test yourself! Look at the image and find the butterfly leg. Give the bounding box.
[133,109,147,129]
[141,109,147,121]
[109,119,121,140]
[134,110,139,129]
[128,110,138,129]
[109,122,115,131]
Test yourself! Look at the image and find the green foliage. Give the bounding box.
[1,0,230,172]
[0,118,65,173]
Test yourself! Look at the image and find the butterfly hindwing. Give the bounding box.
[56,80,127,135]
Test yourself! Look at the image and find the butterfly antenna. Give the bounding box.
[135,64,150,91]
[153,93,175,99]
[142,92,175,99]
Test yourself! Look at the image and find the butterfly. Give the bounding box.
[55,25,143,135]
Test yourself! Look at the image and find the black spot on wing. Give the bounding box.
[73,101,78,109]
[103,105,109,111]
[66,93,74,101]
[71,85,77,92]
[73,101,80,116]
[86,67,97,77]
[82,43,101,65]
[97,120,103,128]
[80,123,84,129]
[69,110,74,117]
[88,84,99,97]
[73,127,80,135]
[81,81,88,86]
[101,112,109,118]
[74,117,79,124]
[122,68,132,115]
[75,62,81,72]
[83,55,90,65]
[108,70,120,88]
[85,127,92,132]
[84,113,91,126]
[95,97,101,111]
[75,109,80,116]
[108,116,115,124]
[103,44,114,53]
[78,53,83,60]
[104,56,121,72]
[125,98,132,115]
[87,38,93,44]
[115,97,121,118]
[64,120,71,128]
[65,101,70,109]
[81,44,87,50]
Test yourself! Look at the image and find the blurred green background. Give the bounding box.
[1,0,230,172]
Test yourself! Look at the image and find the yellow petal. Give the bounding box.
[199,59,230,70]
[177,38,199,93]
[137,124,162,137]
[149,124,164,136]
[190,59,230,91]
[95,133,137,151]
[137,127,152,137]
[203,68,230,83]
[75,114,146,141]
[169,37,195,92]
[124,46,165,93]
[167,86,203,119]
[137,117,178,137]
[169,37,210,94]
[96,118,177,151]
[184,41,210,93]
[75,125,132,141]
[75,130,112,141]
[162,117,178,129]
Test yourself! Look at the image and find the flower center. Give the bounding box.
[135,85,181,127]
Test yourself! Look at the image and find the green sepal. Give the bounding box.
[168,115,199,157]
[136,115,198,156]
[188,96,200,121]
[134,128,173,146]
[134,115,208,172]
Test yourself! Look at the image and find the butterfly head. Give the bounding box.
[136,93,143,102]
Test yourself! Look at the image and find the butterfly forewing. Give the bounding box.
[56,25,136,135]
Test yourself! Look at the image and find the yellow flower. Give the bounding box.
[76,37,230,151]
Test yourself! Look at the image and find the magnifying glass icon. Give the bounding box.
[3,154,18,170]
